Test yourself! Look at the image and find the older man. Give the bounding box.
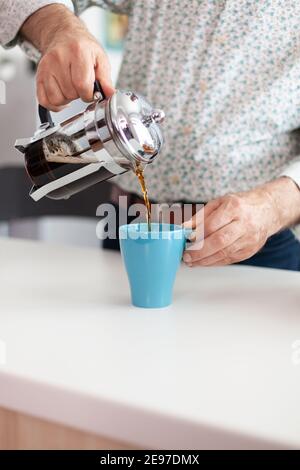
[1,0,300,270]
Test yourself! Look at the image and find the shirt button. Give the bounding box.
[183,126,193,135]
[200,80,207,93]
[216,35,228,44]
[171,175,180,184]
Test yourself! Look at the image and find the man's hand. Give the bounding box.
[183,177,300,267]
[21,4,115,111]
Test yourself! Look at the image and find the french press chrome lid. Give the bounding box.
[107,90,165,163]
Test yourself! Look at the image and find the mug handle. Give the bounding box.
[38,80,106,127]
[184,227,193,240]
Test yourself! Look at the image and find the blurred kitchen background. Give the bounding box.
[0,7,126,247]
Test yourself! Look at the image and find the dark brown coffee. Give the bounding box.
[135,163,151,232]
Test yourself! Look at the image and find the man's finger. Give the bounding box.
[189,238,246,267]
[183,221,242,264]
[70,53,95,102]
[203,201,236,238]
[52,63,78,102]
[36,82,48,109]
[44,74,70,106]
[37,78,67,112]
[95,58,115,98]
[183,198,221,230]
[186,230,263,267]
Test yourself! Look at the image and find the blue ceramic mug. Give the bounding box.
[119,223,191,308]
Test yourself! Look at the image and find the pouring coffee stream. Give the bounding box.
[15,81,165,224]
[135,163,152,232]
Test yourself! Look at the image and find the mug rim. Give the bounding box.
[119,223,185,235]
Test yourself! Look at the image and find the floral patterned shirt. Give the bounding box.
[2,0,300,202]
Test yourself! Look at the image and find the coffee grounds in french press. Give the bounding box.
[38,81,106,163]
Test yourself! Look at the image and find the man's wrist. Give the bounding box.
[20,4,85,54]
[261,177,300,235]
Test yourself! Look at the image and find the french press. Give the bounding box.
[15,82,165,201]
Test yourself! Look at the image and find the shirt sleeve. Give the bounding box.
[280,160,300,190]
[0,0,74,48]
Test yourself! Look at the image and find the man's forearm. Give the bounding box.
[20,4,87,54]
[263,177,300,234]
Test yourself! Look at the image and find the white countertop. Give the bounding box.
[0,237,300,449]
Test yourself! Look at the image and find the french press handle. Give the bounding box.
[38,80,106,127]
